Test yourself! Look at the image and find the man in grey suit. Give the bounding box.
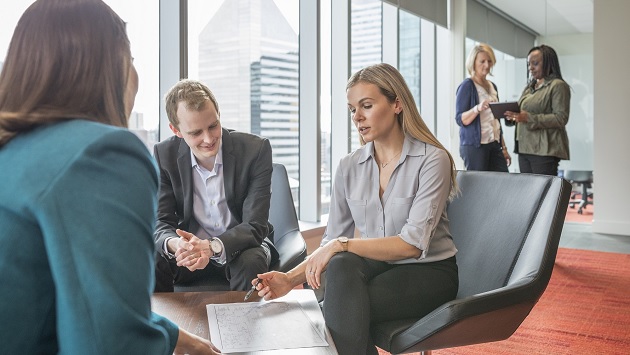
[154,79,278,291]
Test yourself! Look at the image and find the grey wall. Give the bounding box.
[593,0,630,236]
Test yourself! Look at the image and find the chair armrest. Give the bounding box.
[273,229,307,272]
[372,278,540,353]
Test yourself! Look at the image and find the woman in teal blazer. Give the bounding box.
[0,0,218,354]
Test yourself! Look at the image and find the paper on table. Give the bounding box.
[207,299,329,353]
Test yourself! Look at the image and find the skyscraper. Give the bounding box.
[350,0,383,151]
[351,0,382,73]
[198,0,299,179]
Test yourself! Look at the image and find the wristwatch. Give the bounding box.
[337,236,349,252]
[209,238,223,257]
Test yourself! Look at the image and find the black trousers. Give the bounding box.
[322,253,458,355]
[518,153,560,176]
[154,245,269,292]
[460,141,508,172]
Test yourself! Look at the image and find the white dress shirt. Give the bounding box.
[189,144,236,264]
[162,143,235,264]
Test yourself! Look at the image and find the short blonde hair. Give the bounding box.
[465,43,496,77]
[164,79,220,129]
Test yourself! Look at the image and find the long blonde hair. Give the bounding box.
[347,63,458,199]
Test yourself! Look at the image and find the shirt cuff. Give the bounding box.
[163,237,176,259]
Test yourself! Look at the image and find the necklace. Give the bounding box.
[379,151,402,168]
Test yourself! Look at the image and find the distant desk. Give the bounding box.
[152,289,337,354]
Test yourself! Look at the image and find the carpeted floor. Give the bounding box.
[378,248,630,355]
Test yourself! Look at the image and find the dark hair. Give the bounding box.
[528,44,564,88]
[0,0,132,147]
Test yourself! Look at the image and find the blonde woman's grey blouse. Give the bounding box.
[321,135,458,264]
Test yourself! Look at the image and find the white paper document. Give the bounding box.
[207,299,329,353]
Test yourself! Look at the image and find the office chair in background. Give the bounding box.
[563,170,593,215]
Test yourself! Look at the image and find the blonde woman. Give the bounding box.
[455,43,511,170]
[254,63,459,355]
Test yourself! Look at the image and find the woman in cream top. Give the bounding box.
[455,43,512,171]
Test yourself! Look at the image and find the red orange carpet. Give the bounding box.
[378,248,630,355]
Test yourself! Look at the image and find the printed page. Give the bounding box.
[207,299,328,353]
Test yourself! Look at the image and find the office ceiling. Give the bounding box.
[485,0,593,36]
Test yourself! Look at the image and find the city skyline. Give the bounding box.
[197,0,300,180]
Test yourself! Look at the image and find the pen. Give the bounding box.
[244,279,262,301]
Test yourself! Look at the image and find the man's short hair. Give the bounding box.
[164,79,220,128]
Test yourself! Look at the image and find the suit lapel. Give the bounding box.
[177,139,194,224]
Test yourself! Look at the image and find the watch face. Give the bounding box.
[210,239,223,254]
[338,237,348,252]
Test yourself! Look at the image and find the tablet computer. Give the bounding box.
[489,101,519,119]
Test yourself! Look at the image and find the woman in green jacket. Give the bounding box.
[505,45,570,176]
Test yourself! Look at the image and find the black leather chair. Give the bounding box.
[267,163,308,272]
[174,163,307,291]
[563,170,593,214]
[371,171,571,354]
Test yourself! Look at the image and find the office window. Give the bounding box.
[351,0,383,72]
[0,2,34,63]
[433,24,450,146]
[350,0,383,151]
[0,1,159,150]
[398,10,440,136]
[320,0,332,215]
[399,10,421,108]
[187,0,300,205]
[105,0,160,150]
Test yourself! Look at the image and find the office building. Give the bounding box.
[197,0,299,180]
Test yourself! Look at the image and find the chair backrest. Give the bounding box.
[269,163,300,241]
[449,171,568,299]
[563,170,593,183]
[269,163,306,272]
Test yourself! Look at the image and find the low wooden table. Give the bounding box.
[152,289,337,354]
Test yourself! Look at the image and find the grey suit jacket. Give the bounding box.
[153,128,278,264]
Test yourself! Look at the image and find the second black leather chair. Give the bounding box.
[371,171,571,354]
